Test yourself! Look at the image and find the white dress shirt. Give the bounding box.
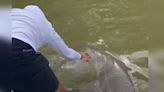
[12,5,81,60]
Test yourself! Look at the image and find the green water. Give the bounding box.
[13,0,149,54]
[13,0,149,92]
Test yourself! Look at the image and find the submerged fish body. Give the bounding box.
[77,49,136,92]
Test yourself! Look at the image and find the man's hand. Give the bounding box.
[81,52,91,62]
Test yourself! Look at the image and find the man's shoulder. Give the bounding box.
[12,5,47,22]
[24,5,41,12]
[24,5,45,18]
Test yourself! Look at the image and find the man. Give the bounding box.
[11,5,91,92]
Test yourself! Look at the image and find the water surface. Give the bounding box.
[13,0,149,92]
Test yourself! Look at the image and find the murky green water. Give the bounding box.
[13,0,149,92]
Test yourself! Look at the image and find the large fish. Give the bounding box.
[64,49,136,92]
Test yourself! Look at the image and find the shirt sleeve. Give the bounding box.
[25,5,81,60]
[47,22,81,60]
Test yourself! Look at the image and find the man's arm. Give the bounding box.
[47,23,81,60]
[47,24,91,61]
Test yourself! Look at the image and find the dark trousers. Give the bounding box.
[0,38,59,92]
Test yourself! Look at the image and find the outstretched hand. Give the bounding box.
[81,52,91,62]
